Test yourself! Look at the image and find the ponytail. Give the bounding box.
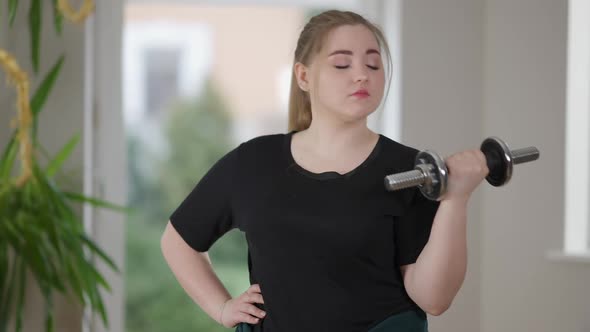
[287,69,312,132]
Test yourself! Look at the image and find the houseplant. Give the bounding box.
[0,1,130,331]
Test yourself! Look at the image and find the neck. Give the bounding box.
[296,117,377,157]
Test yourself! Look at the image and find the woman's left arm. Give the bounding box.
[402,148,488,316]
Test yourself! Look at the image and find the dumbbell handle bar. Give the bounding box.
[384,146,539,191]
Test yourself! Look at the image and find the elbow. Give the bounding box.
[160,231,169,259]
[407,280,453,317]
[160,222,173,258]
[406,278,452,317]
[416,291,452,316]
[427,306,446,317]
[425,301,451,316]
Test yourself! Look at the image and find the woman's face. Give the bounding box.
[296,24,386,124]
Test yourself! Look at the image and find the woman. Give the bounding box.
[160,9,488,332]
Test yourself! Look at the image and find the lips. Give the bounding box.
[352,89,370,97]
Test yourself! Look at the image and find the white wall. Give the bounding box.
[399,1,484,331]
[481,1,590,332]
[401,1,590,332]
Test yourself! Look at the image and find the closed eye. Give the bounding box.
[335,65,380,70]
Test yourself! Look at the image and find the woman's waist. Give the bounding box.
[367,308,428,332]
[236,307,427,332]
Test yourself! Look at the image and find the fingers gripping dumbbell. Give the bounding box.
[383,137,540,201]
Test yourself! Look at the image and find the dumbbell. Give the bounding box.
[384,137,540,201]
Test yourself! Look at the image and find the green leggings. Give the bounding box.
[368,310,428,332]
[235,309,428,332]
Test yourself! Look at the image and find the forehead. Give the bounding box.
[321,24,380,55]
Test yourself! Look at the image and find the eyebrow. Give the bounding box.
[328,49,381,56]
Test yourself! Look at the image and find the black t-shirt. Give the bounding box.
[169,130,440,332]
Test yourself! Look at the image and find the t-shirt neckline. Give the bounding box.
[284,130,383,181]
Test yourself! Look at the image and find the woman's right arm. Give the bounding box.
[160,221,267,327]
[160,221,232,325]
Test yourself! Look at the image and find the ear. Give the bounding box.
[294,62,310,92]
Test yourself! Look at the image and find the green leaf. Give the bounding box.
[0,252,20,329]
[62,257,85,305]
[95,288,109,327]
[59,234,97,309]
[28,0,42,74]
[62,191,133,214]
[16,215,49,275]
[51,0,63,36]
[0,243,7,296]
[79,265,109,327]
[3,216,23,250]
[16,211,63,295]
[63,234,114,326]
[0,308,6,332]
[31,55,65,115]
[34,140,52,162]
[8,0,17,27]
[43,291,54,332]
[0,136,17,181]
[15,259,26,332]
[46,315,54,332]
[45,133,79,177]
[87,263,111,291]
[0,243,10,331]
[31,55,65,139]
[79,234,119,273]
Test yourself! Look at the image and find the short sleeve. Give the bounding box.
[168,144,241,252]
[394,187,440,266]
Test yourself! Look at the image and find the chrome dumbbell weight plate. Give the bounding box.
[480,136,540,186]
[480,137,512,186]
[415,151,448,201]
[383,150,448,201]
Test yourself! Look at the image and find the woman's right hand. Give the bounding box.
[220,284,266,328]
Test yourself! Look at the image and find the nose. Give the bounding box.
[354,65,369,83]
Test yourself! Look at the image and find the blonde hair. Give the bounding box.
[287,10,393,132]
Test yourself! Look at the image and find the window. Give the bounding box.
[144,47,181,116]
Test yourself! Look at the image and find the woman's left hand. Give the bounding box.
[440,149,489,203]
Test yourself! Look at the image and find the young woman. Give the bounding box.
[161,9,488,332]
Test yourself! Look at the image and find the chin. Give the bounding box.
[348,106,377,118]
